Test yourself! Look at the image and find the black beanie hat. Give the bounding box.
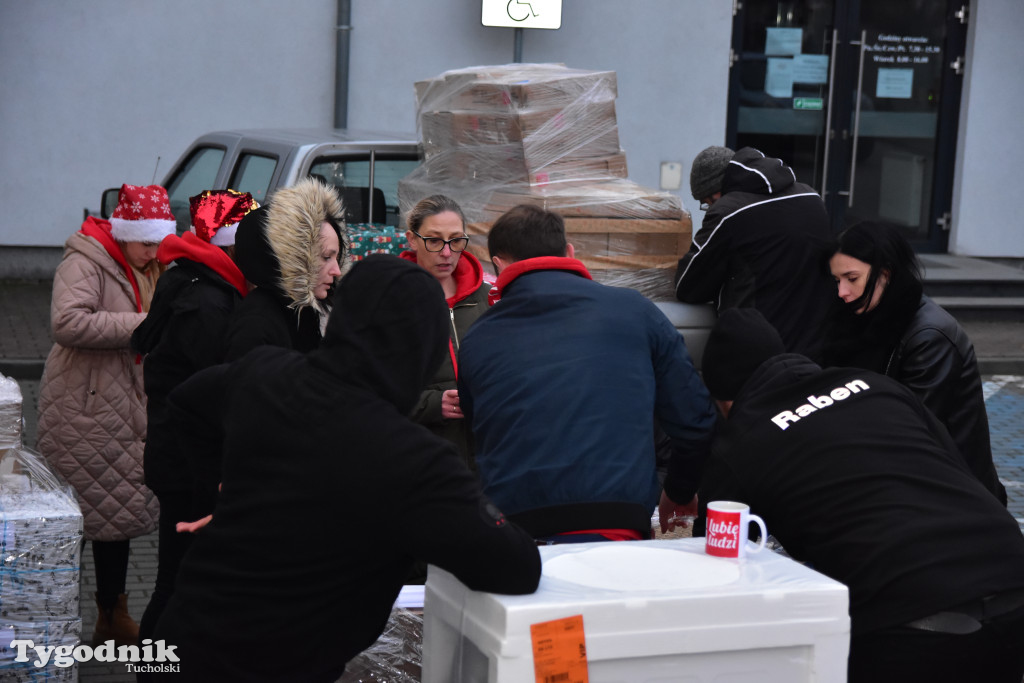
[702,308,786,400]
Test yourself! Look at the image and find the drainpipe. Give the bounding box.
[334,0,351,129]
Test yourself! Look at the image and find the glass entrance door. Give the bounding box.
[727,0,967,251]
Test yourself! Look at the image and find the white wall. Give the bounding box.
[346,0,733,213]
[0,0,336,247]
[526,1,733,208]
[1,0,728,249]
[950,0,1024,256]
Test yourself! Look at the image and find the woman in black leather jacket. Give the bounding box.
[824,222,1006,505]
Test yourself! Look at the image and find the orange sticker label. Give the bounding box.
[530,614,589,683]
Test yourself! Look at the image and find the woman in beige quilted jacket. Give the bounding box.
[37,184,174,647]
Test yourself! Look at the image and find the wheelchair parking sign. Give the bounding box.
[482,0,562,29]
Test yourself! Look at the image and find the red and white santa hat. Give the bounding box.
[189,189,259,246]
[109,184,177,243]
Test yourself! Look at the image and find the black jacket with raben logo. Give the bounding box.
[674,147,835,361]
[695,354,1024,636]
[152,256,540,682]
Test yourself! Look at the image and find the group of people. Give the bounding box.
[32,143,1023,682]
[676,145,1022,681]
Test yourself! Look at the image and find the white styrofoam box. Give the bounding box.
[422,538,850,683]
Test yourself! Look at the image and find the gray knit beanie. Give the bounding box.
[690,146,735,201]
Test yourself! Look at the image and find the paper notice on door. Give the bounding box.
[792,54,829,84]
[877,68,914,98]
[765,58,794,98]
[765,27,803,56]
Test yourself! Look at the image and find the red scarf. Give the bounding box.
[399,249,494,381]
[157,232,248,297]
[489,256,592,305]
[79,217,143,312]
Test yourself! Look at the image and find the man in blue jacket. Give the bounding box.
[458,204,716,543]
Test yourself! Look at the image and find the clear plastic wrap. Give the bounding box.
[339,608,424,683]
[0,375,22,454]
[0,447,84,682]
[401,63,691,300]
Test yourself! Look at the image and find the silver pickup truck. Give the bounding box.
[103,128,715,365]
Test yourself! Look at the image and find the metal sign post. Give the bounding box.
[482,0,562,61]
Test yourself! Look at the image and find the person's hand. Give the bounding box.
[176,482,220,533]
[441,389,463,420]
[176,515,212,534]
[658,491,698,534]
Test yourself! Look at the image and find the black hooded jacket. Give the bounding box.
[222,204,323,359]
[153,256,540,682]
[131,256,242,491]
[695,355,1024,636]
[674,147,835,361]
[824,281,1006,505]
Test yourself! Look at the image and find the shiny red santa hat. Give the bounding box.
[189,189,259,246]
[109,184,177,243]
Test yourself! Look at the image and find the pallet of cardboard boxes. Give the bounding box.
[400,63,691,299]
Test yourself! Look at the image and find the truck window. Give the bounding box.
[229,153,277,205]
[308,157,419,227]
[164,146,226,234]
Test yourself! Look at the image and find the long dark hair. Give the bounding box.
[832,221,922,313]
[823,221,923,370]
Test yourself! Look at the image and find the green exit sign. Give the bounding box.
[794,97,824,111]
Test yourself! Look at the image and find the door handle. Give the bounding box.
[821,28,839,199]
[847,29,867,207]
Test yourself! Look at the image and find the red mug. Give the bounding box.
[705,501,768,558]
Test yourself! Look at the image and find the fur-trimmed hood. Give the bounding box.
[264,178,349,316]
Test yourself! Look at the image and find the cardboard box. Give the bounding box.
[422,538,850,683]
[434,148,628,187]
[468,215,691,271]
[481,180,685,221]
[421,100,618,148]
[420,65,619,112]
[526,153,628,187]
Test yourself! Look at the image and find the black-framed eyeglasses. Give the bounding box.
[411,230,469,253]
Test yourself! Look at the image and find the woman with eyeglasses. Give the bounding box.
[400,194,492,474]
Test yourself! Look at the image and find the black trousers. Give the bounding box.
[848,605,1024,683]
[92,539,130,608]
[139,490,194,643]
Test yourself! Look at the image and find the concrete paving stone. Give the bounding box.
[0,281,53,364]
